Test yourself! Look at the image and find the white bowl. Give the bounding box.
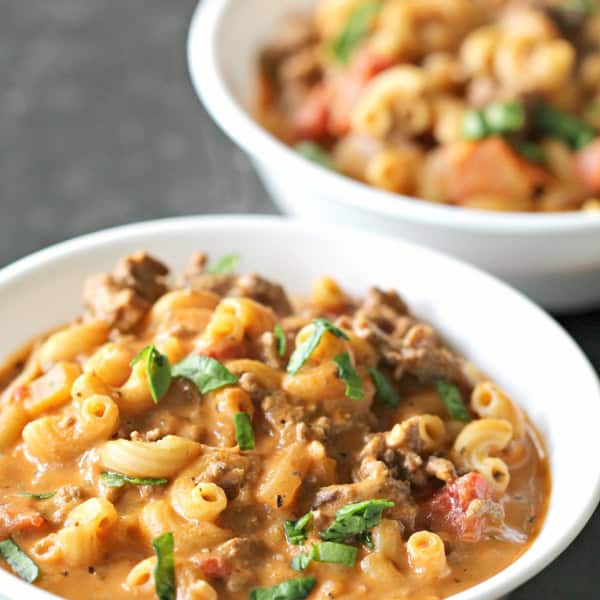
[187,0,600,312]
[0,215,599,600]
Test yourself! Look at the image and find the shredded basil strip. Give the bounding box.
[368,368,400,408]
[285,512,313,545]
[0,538,39,583]
[152,532,175,600]
[294,142,337,171]
[436,380,471,422]
[287,319,349,375]
[131,345,172,403]
[532,102,596,150]
[320,499,394,543]
[274,324,287,357]
[172,354,238,395]
[560,0,598,14]
[332,0,382,63]
[206,253,241,274]
[333,352,364,400]
[514,141,546,164]
[16,491,56,500]
[292,542,358,571]
[234,412,255,451]
[249,576,317,600]
[100,471,168,488]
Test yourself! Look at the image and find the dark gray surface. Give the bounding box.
[0,1,598,597]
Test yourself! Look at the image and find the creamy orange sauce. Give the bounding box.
[0,254,550,600]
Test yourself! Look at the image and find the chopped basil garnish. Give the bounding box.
[100,471,168,488]
[532,102,596,150]
[294,142,337,171]
[314,541,357,567]
[463,102,525,139]
[287,319,349,375]
[333,352,364,401]
[368,368,400,408]
[462,109,489,140]
[274,324,287,357]
[436,380,471,422]
[560,0,598,14]
[284,512,313,545]
[292,542,358,571]
[320,499,394,543]
[514,141,546,164]
[16,491,56,500]
[249,577,316,600]
[172,354,237,395]
[131,345,172,404]
[152,532,175,600]
[0,538,39,583]
[332,0,382,64]
[234,412,255,451]
[291,550,314,572]
[206,253,241,274]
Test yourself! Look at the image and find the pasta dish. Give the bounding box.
[0,251,549,599]
[257,0,600,212]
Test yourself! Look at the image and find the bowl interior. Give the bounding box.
[0,216,599,600]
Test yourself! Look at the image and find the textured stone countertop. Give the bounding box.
[0,1,598,597]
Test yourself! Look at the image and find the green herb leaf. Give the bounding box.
[483,102,526,135]
[436,380,471,422]
[152,532,175,600]
[291,550,314,572]
[0,538,39,583]
[514,141,546,164]
[532,102,596,150]
[333,352,364,400]
[131,345,172,403]
[320,499,394,543]
[206,253,241,274]
[560,0,598,14]
[249,577,317,600]
[462,109,489,140]
[287,319,349,375]
[294,142,337,171]
[331,0,382,64]
[291,541,358,571]
[313,541,357,567]
[360,531,374,550]
[234,412,255,451]
[172,354,238,395]
[16,491,56,500]
[274,324,287,357]
[100,471,168,488]
[285,512,313,545]
[367,368,400,407]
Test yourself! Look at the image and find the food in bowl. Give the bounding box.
[0,248,550,599]
[256,0,600,212]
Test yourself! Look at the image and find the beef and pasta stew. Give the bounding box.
[0,251,550,599]
[257,0,600,212]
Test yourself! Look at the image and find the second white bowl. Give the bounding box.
[187,0,600,312]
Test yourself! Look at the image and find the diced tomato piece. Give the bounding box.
[291,84,331,142]
[443,137,538,205]
[12,385,30,402]
[191,555,230,579]
[328,49,397,137]
[0,504,45,539]
[576,137,600,193]
[421,472,492,542]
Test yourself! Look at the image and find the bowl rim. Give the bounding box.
[1,214,600,600]
[186,0,600,235]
